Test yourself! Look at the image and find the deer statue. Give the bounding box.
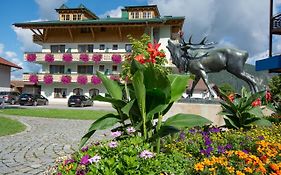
[166,36,258,98]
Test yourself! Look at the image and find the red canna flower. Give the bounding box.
[251,98,261,107]
[265,90,272,102]
[135,54,145,64]
[147,41,161,60]
[227,94,235,102]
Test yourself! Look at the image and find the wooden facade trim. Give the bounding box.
[68,28,73,41]
[30,29,43,41]
[90,28,95,40]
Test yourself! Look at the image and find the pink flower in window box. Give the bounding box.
[77,75,88,85]
[26,53,36,62]
[110,74,120,81]
[43,74,53,85]
[29,74,38,84]
[91,75,101,85]
[111,54,122,64]
[62,53,73,62]
[80,53,89,62]
[44,54,54,63]
[92,54,102,64]
[61,75,71,84]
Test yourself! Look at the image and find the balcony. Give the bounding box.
[23,73,120,83]
[24,52,127,63]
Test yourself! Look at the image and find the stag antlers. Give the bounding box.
[181,36,217,50]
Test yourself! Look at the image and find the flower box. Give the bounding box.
[112,54,122,64]
[80,53,89,62]
[29,74,38,84]
[45,54,54,63]
[61,75,71,84]
[91,75,101,85]
[43,74,53,85]
[77,75,88,85]
[92,54,102,64]
[26,53,36,62]
[62,53,73,62]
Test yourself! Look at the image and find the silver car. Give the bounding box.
[0,91,21,105]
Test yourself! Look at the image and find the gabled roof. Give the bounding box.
[0,57,22,69]
[123,5,160,17]
[55,4,99,19]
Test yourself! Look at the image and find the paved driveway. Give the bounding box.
[0,116,109,175]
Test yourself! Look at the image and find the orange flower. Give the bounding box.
[147,41,161,60]
[266,91,272,102]
[134,54,145,64]
[194,163,204,171]
[270,164,279,172]
[159,52,166,58]
[228,94,235,102]
[251,98,261,107]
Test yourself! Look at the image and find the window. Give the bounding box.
[130,12,135,19]
[147,11,152,18]
[125,44,132,52]
[143,12,147,19]
[135,12,139,19]
[65,14,70,20]
[99,44,105,50]
[112,65,118,72]
[143,11,152,19]
[99,65,105,72]
[73,14,77,20]
[54,88,67,98]
[77,65,93,74]
[77,14,82,20]
[50,65,65,74]
[73,88,83,95]
[112,44,118,50]
[61,14,65,20]
[89,88,99,98]
[78,45,93,53]
[51,45,65,53]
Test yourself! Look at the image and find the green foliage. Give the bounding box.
[218,83,235,95]
[269,74,281,102]
[80,59,211,150]
[218,87,271,129]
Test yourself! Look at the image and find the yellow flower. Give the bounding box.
[236,170,245,175]
[244,167,253,173]
[226,166,235,173]
[194,163,204,171]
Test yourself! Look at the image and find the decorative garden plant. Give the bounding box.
[80,35,212,153]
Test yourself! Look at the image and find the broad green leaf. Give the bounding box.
[146,104,169,121]
[94,95,126,108]
[121,99,135,116]
[223,115,239,129]
[130,59,145,75]
[167,74,189,103]
[164,113,212,129]
[241,91,265,111]
[247,107,264,118]
[218,89,237,110]
[152,125,180,140]
[132,70,146,117]
[96,71,123,100]
[79,114,120,148]
[249,118,272,127]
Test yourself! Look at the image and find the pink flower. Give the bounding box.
[77,75,88,85]
[80,155,89,165]
[111,131,122,137]
[43,74,53,85]
[80,53,89,62]
[251,98,261,107]
[62,53,73,62]
[110,75,120,81]
[108,141,118,148]
[139,150,155,159]
[126,127,136,134]
[26,53,36,62]
[91,75,102,85]
[61,75,71,84]
[92,54,102,64]
[112,54,122,64]
[266,91,272,102]
[88,155,101,163]
[45,54,54,63]
[29,74,38,84]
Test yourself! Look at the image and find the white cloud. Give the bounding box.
[99,6,123,18]
[5,51,17,58]
[34,0,68,20]
[149,0,275,65]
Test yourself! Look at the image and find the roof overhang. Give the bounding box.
[256,55,281,73]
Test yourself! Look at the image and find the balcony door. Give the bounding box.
[73,88,83,95]
[89,88,99,98]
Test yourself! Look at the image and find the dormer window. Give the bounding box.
[77,14,82,20]
[65,14,70,20]
[130,12,135,19]
[73,14,77,20]
[135,12,139,18]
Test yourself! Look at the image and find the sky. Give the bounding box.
[0,0,281,80]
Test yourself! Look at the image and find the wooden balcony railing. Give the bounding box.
[24,52,128,62]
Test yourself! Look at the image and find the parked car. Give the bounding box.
[0,97,4,109]
[19,93,48,106]
[68,95,93,107]
[0,91,21,105]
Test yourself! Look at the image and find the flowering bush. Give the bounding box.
[109,74,120,81]
[111,54,122,64]
[62,53,73,62]
[79,53,89,62]
[61,75,71,84]
[92,54,102,64]
[43,74,53,85]
[91,75,101,85]
[26,53,36,62]
[44,54,54,63]
[29,74,38,84]
[77,75,88,85]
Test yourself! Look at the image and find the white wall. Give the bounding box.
[0,65,11,91]
[158,26,171,60]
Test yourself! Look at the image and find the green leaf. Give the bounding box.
[250,118,272,127]
[164,113,212,129]
[147,104,169,121]
[96,71,123,100]
[79,114,120,148]
[121,99,135,116]
[153,125,180,139]
[247,107,264,118]
[167,74,189,103]
[94,95,126,108]
[223,115,239,129]
[132,70,146,117]
[130,59,145,75]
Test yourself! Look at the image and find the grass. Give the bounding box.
[0,116,26,136]
[0,108,111,120]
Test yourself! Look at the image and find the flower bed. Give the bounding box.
[50,124,281,175]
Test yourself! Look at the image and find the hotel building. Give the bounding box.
[14,4,184,103]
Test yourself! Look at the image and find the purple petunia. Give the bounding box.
[217,145,226,154]
[139,150,155,159]
[81,146,88,152]
[64,158,74,165]
[80,155,90,165]
[200,146,213,157]
[111,131,122,137]
[179,131,186,141]
[225,144,233,150]
[88,155,101,163]
[126,127,136,134]
[258,136,265,140]
[209,127,220,133]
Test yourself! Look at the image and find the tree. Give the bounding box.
[269,75,281,102]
